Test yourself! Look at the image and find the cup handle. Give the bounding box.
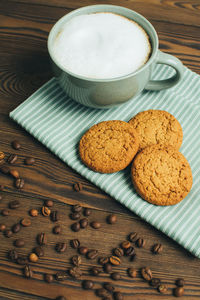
[145,50,183,90]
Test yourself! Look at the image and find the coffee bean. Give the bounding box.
[70,239,80,249]
[82,280,94,290]
[51,210,59,222]
[104,263,113,273]
[7,154,18,164]
[0,223,6,231]
[69,212,81,220]
[121,241,131,249]
[1,209,10,216]
[141,267,152,281]
[127,267,137,278]
[124,246,135,256]
[55,297,67,300]
[37,233,47,245]
[128,232,138,242]
[0,152,5,161]
[53,225,61,234]
[25,157,35,165]
[78,246,88,255]
[68,266,82,278]
[96,288,110,297]
[157,284,168,294]
[113,291,123,300]
[71,222,80,232]
[0,165,10,174]
[80,218,88,228]
[149,278,161,287]
[173,287,184,297]
[136,238,145,248]
[110,256,121,265]
[29,253,39,263]
[44,199,54,207]
[10,169,20,178]
[4,229,13,237]
[15,178,25,189]
[11,140,21,150]
[9,200,20,209]
[152,243,163,254]
[44,273,54,283]
[41,206,51,217]
[176,278,185,287]
[71,255,81,266]
[55,271,68,281]
[34,246,44,257]
[24,265,33,278]
[21,218,31,227]
[55,242,67,253]
[107,214,117,224]
[111,272,121,281]
[29,208,38,217]
[71,204,82,213]
[90,221,101,229]
[103,282,115,292]
[87,249,98,260]
[83,208,91,216]
[90,266,101,276]
[17,256,28,265]
[8,249,18,261]
[73,182,83,192]
[14,238,25,248]
[0,185,4,191]
[113,247,124,257]
[99,256,109,265]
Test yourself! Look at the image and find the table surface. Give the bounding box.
[0,0,200,299]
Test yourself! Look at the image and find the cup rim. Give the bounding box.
[48,4,158,82]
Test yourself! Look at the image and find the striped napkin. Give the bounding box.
[10,64,200,257]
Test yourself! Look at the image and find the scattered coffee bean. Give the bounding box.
[90,266,101,276]
[71,255,82,266]
[17,256,28,265]
[4,229,13,237]
[14,238,25,248]
[69,212,81,220]
[34,246,44,257]
[9,200,20,209]
[141,267,152,281]
[152,243,163,254]
[44,273,54,283]
[55,242,67,253]
[73,182,83,192]
[124,246,135,256]
[1,209,10,216]
[0,165,10,174]
[55,296,67,300]
[41,206,51,217]
[71,222,80,232]
[113,247,124,257]
[53,225,61,234]
[0,223,6,231]
[90,221,101,229]
[136,238,146,248]
[7,154,18,164]
[107,214,117,224]
[29,208,38,217]
[82,280,94,290]
[44,199,54,207]
[15,178,25,189]
[99,256,109,265]
[11,140,21,150]
[157,284,168,294]
[176,278,185,287]
[0,152,5,161]
[68,266,82,278]
[96,288,110,298]
[113,291,123,300]
[37,232,47,245]
[121,241,131,249]
[29,253,39,263]
[110,256,121,266]
[21,218,31,227]
[78,246,88,255]
[128,232,138,242]
[0,185,4,191]
[174,287,184,297]
[87,249,98,260]
[55,271,68,281]
[111,272,121,281]
[71,204,82,213]
[103,282,115,292]
[104,263,113,273]
[80,218,88,228]
[24,265,33,278]
[149,278,161,287]
[127,267,137,278]
[8,249,18,262]
[10,169,20,178]
[25,157,35,165]
[51,210,59,222]
[83,207,91,216]
[70,239,80,249]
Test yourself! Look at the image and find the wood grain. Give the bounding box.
[0,0,200,299]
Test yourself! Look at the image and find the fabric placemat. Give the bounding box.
[10,64,200,257]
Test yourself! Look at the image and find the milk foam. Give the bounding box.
[53,13,151,79]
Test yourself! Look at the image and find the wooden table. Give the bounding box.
[0,1,200,299]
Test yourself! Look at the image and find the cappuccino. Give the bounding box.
[52,12,151,79]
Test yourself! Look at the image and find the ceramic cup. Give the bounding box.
[48,5,183,108]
